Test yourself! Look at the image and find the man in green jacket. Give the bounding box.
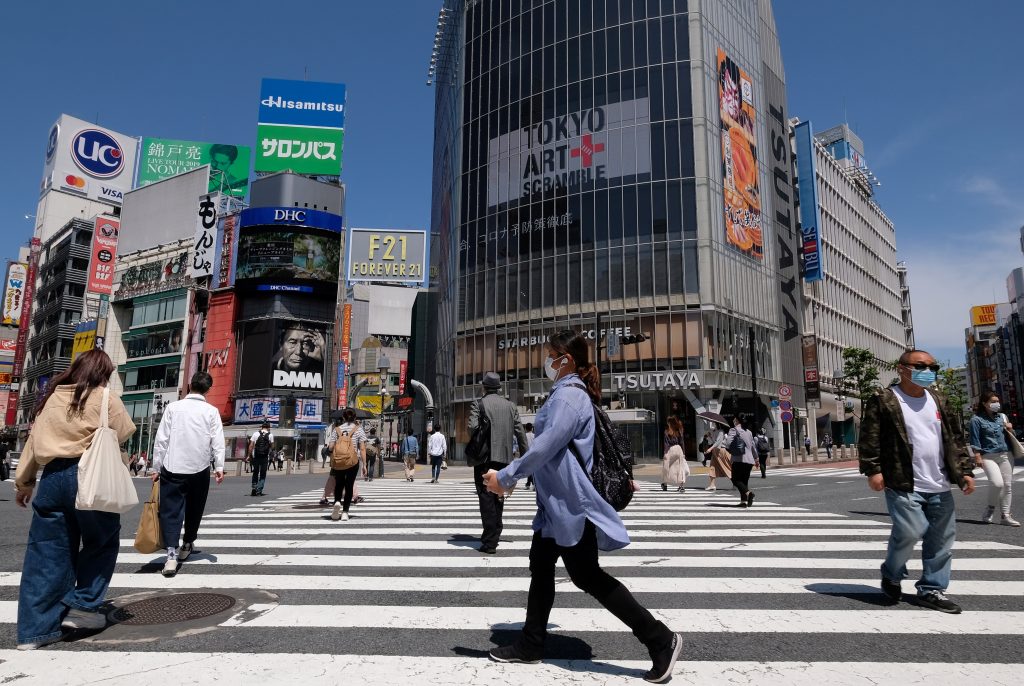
[859,349,975,614]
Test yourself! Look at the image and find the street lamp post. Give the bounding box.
[377,354,391,478]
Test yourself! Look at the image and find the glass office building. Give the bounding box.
[430,0,806,457]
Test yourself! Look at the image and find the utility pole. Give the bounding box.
[749,325,758,431]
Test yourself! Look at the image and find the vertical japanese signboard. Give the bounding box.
[6,238,40,425]
[338,303,352,407]
[398,359,408,395]
[87,217,119,295]
[2,263,27,326]
[794,121,824,282]
[189,195,217,278]
[801,334,821,402]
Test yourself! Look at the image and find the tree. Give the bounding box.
[936,366,969,431]
[841,347,881,400]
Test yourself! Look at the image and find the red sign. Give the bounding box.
[398,360,407,395]
[202,291,239,421]
[0,340,15,354]
[398,396,413,409]
[338,303,352,407]
[87,216,120,295]
[6,238,40,425]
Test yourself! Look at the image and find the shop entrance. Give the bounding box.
[662,395,699,461]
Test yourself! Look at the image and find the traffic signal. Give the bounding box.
[620,333,650,345]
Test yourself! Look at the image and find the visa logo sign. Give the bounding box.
[100,186,123,202]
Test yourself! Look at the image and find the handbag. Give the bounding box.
[464,399,491,465]
[1001,414,1024,459]
[76,387,139,514]
[133,480,164,553]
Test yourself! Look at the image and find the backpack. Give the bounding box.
[331,427,359,470]
[566,383,635,511]
[464,398,491,466]
[755,435,770,454]
[727,429,746,457]
[365,437,379,459]
[254,431,271,459]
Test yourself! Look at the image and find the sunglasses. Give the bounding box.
[903,362,941,373]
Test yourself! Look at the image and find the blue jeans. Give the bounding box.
[881,488,956,595]
[431,455,443,481]
[18,459,121,644]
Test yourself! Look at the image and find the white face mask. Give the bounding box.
[989,402,1002,413]
[544,354,566,381]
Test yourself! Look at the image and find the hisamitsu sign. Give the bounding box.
[346,229,427,284]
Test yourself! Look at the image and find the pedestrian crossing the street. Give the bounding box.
[0,478,1021,684]
[771,464,1024,483]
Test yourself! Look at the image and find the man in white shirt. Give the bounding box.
[151,372,225,578]
[427,424,447,484]
[247,422,275,496]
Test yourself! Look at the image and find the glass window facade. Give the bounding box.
[130,294,187,328]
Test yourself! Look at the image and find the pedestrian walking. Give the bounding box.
[365,427,380,481]
[467,371,529,554]
[150,372,225,578]
[0,440,10,482]
[13,350,136,649]
[661,416,689,492]
[698,432,712,467]
[859,349,976,613]
[968,391,1020,526]
[725,416,756,507]
[803,435,812,457]
[823,433,833,460]
[523,423,536,490]
[754,429,771,478]
[427,424,447,484]
[401,431,420,481]
[702,427,732,491]
[247,422,274,496]
[327,409,364,522]
[481,331,682,682]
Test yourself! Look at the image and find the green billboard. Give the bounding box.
[138,138,251,198]
[254,124,344,176]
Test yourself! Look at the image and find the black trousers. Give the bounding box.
[731,462,754,499]
[159,467,211,549]
[251,458,269,492]
[757,453,768,478]
[520,521,672,654]
[331,465,359,512]
[473,462,505,549]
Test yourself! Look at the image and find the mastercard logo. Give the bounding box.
[64,174,86,189]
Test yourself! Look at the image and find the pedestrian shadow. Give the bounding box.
[447,536,481,550]
[451,632,645,678]
[704,503,745,509]
[804,582,900,606]
[131,552,218,573]
[846,510,890,518]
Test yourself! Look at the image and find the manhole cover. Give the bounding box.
[108,593,236,626]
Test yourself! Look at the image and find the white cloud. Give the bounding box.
[961,174,1024,213]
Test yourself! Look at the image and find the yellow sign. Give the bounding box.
[71,321,98,361]
[970,304,997,327]
[355,394,383,414]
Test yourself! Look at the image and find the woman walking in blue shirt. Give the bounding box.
[968,391,1020,526]
[482,331,682,683]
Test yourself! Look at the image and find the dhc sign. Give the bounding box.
[239,206,343,233]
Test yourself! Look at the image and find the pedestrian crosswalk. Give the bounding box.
[0,478,1022,684]
[772,464,1024,483]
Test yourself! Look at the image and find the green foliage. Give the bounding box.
[936,367,969,428]
[841,347,881,399]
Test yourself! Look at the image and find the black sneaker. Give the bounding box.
[250,489,258,496]
[916,591,962,614]
[318,498,329,506]
[489,643,541,664]
[644,632,683,683]
[480,546,497,555]
[660,483,667,491]
[881,578,902,603]
[746,492,755,508]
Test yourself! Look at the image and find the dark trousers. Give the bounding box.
[331,465,359,512]
[366,454,377,480]
[251,457,269,493]
[0,458,9,482]
[473,462,505,549]
[731,462,754,500]
[520,521,672,655]
[159,467,211,548]
[757,453,768,478]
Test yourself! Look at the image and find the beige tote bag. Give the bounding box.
[76,387,139,514]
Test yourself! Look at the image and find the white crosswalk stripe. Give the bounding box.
[1,479,1021,684]
[771,464,1024,482]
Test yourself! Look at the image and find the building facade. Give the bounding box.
[429,0,808,458]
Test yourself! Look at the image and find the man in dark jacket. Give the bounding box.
[859,349,975,614]
[467,372,529,555]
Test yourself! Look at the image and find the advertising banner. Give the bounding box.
[212,214,238,289]
[115,252,188,301]
[71,321,98,361]
[239,207,343,233]
[970,304,998,327]
[237,231,341,283]
[202,291,238,421]
[138,138,250,198]
[346,229,427,284]
[40,114,138,205]
[0,358,12,390]
[189,195,218,278]
[234,397,281,424]
[255,123,344,176]
[2,263,27,326]
[0,340,15,354]
[7,238,40,425]
[259,78,347,128]
[354,394,383,415]
[0,391,8,420]
[339,303,352,407]
[87,217,119,295]
[295,398,323,423]
[398,360,407,395]
[717,48,763,262]
[238,320,328,391]
[801,334,821,402]
[794,121,824,282]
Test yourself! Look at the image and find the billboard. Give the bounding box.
[71,321,98,361]
[801,334,821,402]
[87,217,119,295]
[239,207,343,233]
[137,138,251,198]
[212,214,238,289]
[794,121,824,282]
[238,320,328,391]
[2,263,28,326]
[202,291,239,421]
[237,232,341,283]
[347,229,427,284]
[189,195,218,278]
[40,114,139,206]
[971,304,998,327]
[717,48,763,262]
[6,238,40,425]
[234,397,281,424]
[255,78,346,177]
[295,398,323,423]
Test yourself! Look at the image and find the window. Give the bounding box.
[130,294,187,327]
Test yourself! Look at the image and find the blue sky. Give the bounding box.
[2,1,1021,367]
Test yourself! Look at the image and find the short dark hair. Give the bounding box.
[369,427,377,435]
[209,143,238,162]
[261,421,271,428]
[342,409,356,423]
[191,371,213,394]
[433,424,442,433]
[898,348,931,365]
[524,423,533,431]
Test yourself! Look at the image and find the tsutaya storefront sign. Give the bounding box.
[487,98,652,207]
[613,371,701,392]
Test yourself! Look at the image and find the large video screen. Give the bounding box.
[236,231,341,284]
[238,319,329,392]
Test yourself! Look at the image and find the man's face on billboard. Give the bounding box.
[280,329,307,370]
[211,153,231,172]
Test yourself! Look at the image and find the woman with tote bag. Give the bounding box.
[14,350,136,650]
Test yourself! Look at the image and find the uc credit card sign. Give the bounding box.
[259,79,346,129]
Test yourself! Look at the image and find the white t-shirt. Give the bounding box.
[891,387,950,493]
[428,432,447,456]
[249,430,275,458]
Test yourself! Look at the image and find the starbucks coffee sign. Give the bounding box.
[612,371,701,392]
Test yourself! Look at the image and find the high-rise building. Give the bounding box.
[429,0,808,458]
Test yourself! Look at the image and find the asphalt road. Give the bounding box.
[0,458,1020,685]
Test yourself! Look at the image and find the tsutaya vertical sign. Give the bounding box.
[87,217,119,295]
[189,194,217,278]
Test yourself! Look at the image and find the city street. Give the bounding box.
[0,461,1020,684]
